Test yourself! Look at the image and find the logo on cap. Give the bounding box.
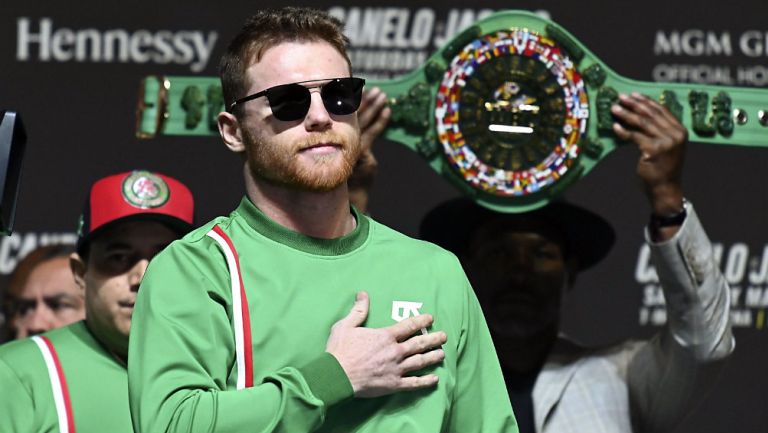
[121,171,170,209]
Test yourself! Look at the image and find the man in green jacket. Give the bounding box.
[128,7,518,433]
[0,170,195,433]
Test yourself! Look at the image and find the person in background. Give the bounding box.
[3,244,84,340]
[420,93,734,433]
[0,170,195,433]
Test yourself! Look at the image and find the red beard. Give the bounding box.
[242,128,361,192]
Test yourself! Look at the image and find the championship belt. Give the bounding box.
[136,10,768,213]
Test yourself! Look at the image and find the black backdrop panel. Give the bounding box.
[1,1,766,431]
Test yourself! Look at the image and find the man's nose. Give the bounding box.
[501,247,534,269]
[128,258,151,291]
[304,90,332,130]
[20,303,56,337]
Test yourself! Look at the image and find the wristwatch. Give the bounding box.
[649,201,688,230]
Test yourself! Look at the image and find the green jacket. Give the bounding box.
[128,197,518,433]
[0,321,132,433]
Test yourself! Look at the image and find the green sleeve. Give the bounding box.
[0,355,36,433]
[447,274,519,433]
[127,238,352,433]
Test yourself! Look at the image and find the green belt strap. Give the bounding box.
[135,10,768,213]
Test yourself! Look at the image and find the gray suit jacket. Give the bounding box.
[532,202,734,433]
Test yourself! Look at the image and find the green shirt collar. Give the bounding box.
[235,196,369,256]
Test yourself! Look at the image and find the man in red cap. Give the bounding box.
[0,169,194,433]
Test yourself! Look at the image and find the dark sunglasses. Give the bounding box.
[229,77,366,121]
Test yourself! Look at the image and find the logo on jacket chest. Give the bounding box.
[391,301,423,322]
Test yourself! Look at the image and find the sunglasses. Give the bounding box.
[229,77,366,121]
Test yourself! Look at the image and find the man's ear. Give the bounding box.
[69,253,87,291]
[218,111,246,153]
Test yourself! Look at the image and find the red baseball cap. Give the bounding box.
[76,170,195,254]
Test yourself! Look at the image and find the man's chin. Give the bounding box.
[291,163,355,191]
[249,162,350,192]
[277,172,350,192]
